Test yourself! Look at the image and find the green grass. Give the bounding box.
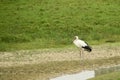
[0,0,120,51]
[89,71,120,80]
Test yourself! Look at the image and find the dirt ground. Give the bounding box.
[0,44,120,67]
[0,44,120,80]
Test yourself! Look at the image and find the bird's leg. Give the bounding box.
[79,49,82,61]
[80,49,84,60]
[81,49,85,70]
[79,48,85,70]
[82,49,85,60]
[79,49,82,60]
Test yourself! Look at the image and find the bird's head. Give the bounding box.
[74,36,79,39]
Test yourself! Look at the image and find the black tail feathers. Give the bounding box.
[82,46,92,52]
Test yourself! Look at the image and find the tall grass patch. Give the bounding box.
[0,0,120,51]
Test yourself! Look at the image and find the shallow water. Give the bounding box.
[50,70,95,80]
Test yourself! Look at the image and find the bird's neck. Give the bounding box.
[76,38,79,40]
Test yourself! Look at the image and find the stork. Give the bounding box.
[73,36,92,60]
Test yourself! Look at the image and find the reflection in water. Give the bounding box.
[50,70,95,80]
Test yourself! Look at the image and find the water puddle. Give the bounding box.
[50,70,95,80]
[50,65,120,80]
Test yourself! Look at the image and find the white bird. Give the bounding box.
[73,36,92,59]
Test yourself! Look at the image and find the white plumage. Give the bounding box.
[73,37,87,47]
[73,36,92,52]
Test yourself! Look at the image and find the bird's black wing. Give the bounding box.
[82,45,92,52]
[82,41,92,52]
